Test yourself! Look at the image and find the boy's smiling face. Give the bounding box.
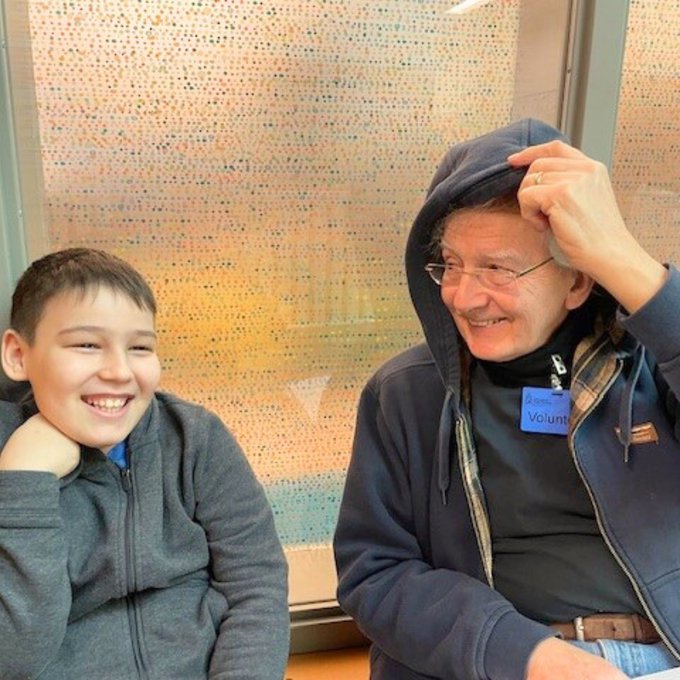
[3,285,161,453]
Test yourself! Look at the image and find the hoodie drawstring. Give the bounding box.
[617,345,646,463]
[437,389,455,505]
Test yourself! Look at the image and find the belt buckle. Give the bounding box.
[574,616,586,642]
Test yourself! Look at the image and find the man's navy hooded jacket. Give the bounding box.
[334,118,680,680]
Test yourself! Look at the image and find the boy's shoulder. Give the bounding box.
[141,392,242,465]
[0,380,32,404]
[0,399,38,454]
[0,398,37,445]
[148,391,233,441]
[153,390,217,420]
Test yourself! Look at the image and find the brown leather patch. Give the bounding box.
[615,422,659,445]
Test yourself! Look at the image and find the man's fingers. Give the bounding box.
[508,139,588,167]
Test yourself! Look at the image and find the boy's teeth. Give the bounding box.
[87,397,126,410]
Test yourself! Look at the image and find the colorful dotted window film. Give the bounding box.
[612,0,680,260]
[26,0,520,547]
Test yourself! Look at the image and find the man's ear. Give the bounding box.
[565,271,594,311]
[1,329,30,381]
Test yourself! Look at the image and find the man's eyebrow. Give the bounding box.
[57,326,157,339]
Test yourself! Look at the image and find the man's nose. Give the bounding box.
[448,272,489,310]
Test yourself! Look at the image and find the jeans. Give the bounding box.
[570,639,680,677]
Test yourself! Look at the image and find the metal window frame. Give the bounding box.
[561,0,630,166]
[511,0,630,166]
[0,3,26,330]
[1,0,48,388]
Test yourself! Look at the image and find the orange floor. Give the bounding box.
[285,647,370,680]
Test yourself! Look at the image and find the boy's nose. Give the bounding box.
[99,351,133,382]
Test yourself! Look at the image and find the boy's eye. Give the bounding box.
[73,342,99,349]
[130,345,155,353]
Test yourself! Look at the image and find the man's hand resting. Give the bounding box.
[527,637,629,680]
[0,413,81,478]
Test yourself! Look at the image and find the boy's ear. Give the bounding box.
[1,329,30,381]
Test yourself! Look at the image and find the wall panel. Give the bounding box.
[612,0,680,261]
[11,0,524,604]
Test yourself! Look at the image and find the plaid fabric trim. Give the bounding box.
[457,349,493,585]
[455,411,493,586]
[570,317,627,428]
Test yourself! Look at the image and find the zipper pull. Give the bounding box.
[121,468,132,492]
[550,353,568,392]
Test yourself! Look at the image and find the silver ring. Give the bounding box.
[534,171,544,185]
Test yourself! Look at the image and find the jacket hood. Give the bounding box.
[405,118,569,393]
[403,118,640,509]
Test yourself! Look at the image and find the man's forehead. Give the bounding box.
[440,210,548,250]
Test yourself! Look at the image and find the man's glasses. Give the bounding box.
[425,256,554,288]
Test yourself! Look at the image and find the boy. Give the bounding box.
[0,248,289,679]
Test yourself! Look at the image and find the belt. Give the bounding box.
[550,614,660,644]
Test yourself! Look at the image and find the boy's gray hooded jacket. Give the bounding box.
[0,392,289,679]
[334,118,680,679]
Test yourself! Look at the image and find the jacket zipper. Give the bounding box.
[121,468,150,679]
[569,359,680,660]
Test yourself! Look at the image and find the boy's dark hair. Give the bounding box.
[11,247,157,343]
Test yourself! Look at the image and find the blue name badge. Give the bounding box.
[520,387,570,436]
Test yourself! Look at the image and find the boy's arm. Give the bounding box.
[0,412,72,678]
[0,413,81,477]
[195,415,289,680]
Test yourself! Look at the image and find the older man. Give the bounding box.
[334,118,680,680]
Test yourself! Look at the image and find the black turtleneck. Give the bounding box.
[470,304,642,623]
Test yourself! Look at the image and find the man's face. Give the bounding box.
[4,286,161,453]
[439,210,589,362]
